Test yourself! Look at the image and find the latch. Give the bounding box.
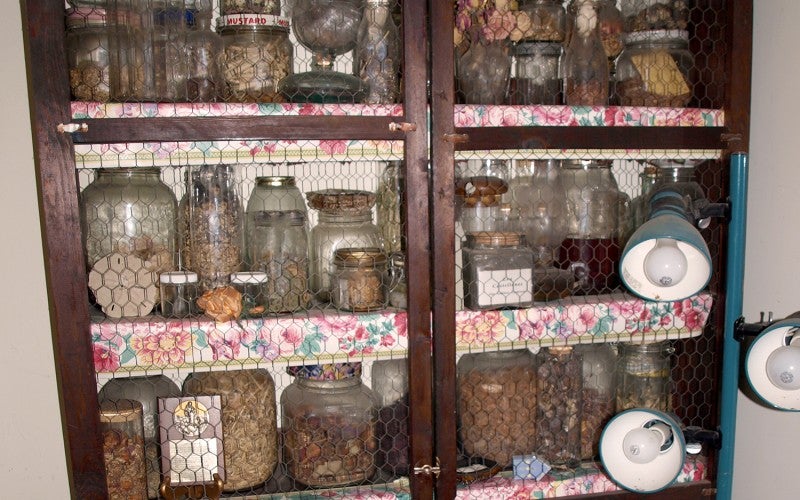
[413,457,441,478]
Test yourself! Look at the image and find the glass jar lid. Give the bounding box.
[100,399,143,423]
[306,189,377,213]
[230,271,269,284]
[334,247,387,267]
[255,175,297,187]
[160,271,199,284]
[287,362,362,380]
[466,231,525,247]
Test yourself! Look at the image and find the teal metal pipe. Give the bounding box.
[717,152,748,500]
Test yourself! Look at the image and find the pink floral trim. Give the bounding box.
[71,102,404,119]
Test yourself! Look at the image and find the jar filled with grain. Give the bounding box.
[617,341,674,412]
[100,399,148,500]
[331,247,388,311]
[457,349,538,467]
[66,7,111,102]
[182,369,279,492]
[574,343,617,460]
[217,14,292,103]
[282,363,378,487]
[535,346,582,469]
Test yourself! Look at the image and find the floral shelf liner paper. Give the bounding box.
[92,292,712,374]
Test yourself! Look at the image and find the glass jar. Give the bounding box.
[512,42,562,105]
[463,232,535,310]
[332,247,388,311]
[376,161,405,255]
[80,167,177,272]
[220,0,281,16]
[184,164,243,292]
[66,7,111,102]
[307,190,382,301]
[456,160,510,234]
[567,0,624,59]
[535,346,582,469]
[574,343,617,460]
[100,399,148,500]
[185,8,225,101]
[457,349,537,466]
[159,271,199,318]
[387,251,407,309]
[183,369,279,491]
[628,164,663,238]
[218,14,292,103]
[372,358,409,476]
[518,0,566,42]
[99,376,181,499]
[620,0,689,32]
[616,29,693,107]
[230,271,268,317]
[617,341,674,412]
[557,159,623,295]
[563,0,608,105]
[356,0,401,104]
[282,363,378,487]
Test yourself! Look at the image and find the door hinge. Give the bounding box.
[413,457,441,477]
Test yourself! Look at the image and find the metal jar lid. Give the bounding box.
[160,271,199,284]
[100,399,143,423]
[466,231,525,247]
[334,247,388,267]
[230,271,269,284]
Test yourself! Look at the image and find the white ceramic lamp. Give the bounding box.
[745,319,800,411]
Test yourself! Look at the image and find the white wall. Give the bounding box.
[732,1,800,499]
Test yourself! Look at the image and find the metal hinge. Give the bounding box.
[413,457,441,477]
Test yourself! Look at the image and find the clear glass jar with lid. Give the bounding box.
[282,363,378,487]
[512,42,562,105]
[518,0,566,42]
[616,29,693,107]
[574,343,617,460]
[306,189,382,301]
[217,14,292,102]
[230,270,269,316]
[456,159,510,234]
[100,399,148,500]
[66,6,110,102]
[620,0,689,32]
[617,340,674,412]
[331,247,388,311]
[159,270,199,318]
[462,231,535,310]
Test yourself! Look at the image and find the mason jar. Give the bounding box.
[100,399,148,500]
[159,271,199,318]
[331,247,388,311]
[66,7,111,102]
[616,29,693,107]
[230,271,269,317]
[462,232,535,310]
[282,363,378,487]
[616,341,674,413]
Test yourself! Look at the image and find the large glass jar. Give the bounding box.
[282,363,378,487]
[462,232,535,310]
[183,369,278,492]
[574,343,617,460]
[616,29,693,107]
[372,358,410,476]
[99,376,180,499]
[100,399,148,500]
[217,14,292,103]
[619,0,689,32]
[535,346,582,469]
[307,189,382,301]
[457,349,538,466]
[617,341,674,412]
[512,42,562,105]
[80,167,177,272]
[184,164,243,292]
[518,0,566,42]
[66,7,111,102]
[356,0,401,104]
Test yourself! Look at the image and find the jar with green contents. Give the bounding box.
[616,340,674,412]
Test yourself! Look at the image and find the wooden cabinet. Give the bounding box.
[23,0,751,498]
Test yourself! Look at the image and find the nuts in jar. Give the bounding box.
[332,247,387,311]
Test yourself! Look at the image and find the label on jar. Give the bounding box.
[475,268,533,307]
[218,14,290,29]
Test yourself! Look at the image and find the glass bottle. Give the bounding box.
[574,343,617,460]
[372,358,410,476]
[185,1,224,101]
[282,363,378,487]
[100,399,148,500]
[616,29,693,107]
[80,167,177,272]
[535,346,582,469]
[619,0,689,32]
[512,42,562,105]
[183,369,279,491]
[557,159,622,295]
[131,0,188,101]
[331,247,388,311]
[99,376,181,499]
[563,0,609,105]
[567,0,624,59]
[457,349,538,467]
[462,232,535,310]
[376,161,405,255]
[66,6,111,102]
[185,164,243,292]
[616,341,674,412]
[356,0,401,104]
[307,190,382,301]
[517,0,566,42]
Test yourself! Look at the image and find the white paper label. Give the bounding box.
[476,268,533,306]
[169,439,219,484]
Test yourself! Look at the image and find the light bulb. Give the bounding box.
[766,345,800,390]
[622,427,662,464]
[643,238,688,287]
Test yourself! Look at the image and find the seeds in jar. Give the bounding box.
[535,350,582,468]
[102,429,147,500]
[220,38,290,103]
[187,200,242,291]
[70,61,110,101]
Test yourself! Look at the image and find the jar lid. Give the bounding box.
[623,29,689,45]
[549,345,574,355]
[561,159,612,169]
[287,362,362,380]
[230,271,268,284]
[255,175,297,187]
[100,399,143,423]
[306,189,377,213]
[252,209,306,226]
[514,41,563,56]
[467,231,525,247]
[65,7,107,28]
[217,13,290,32]
[334,247,387,267]
[160,271,199,284]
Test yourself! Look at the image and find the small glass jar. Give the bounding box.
[620,0,689,32]
[575,343,617,460]
[230,271,268,317]
[218,14,292,103]
[457,349,537,466]
[100,399,148,500]
[372,358,410,476]
[512,42,562,105]
[183,369,279,492]
[387,252,407,309]
[282,363,378,487]
[617,341,674,412]
[616,30,693,107]
[220,0,281,16]
[332,247,387,311]
[159,271,199,318]
[66,7,110,102]
[462,232,535,310]
[456,160,510,234]
[535,346,582,469]
[518,0,566,42]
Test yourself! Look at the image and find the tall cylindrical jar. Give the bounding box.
[307,190,382,301]
[183,369,279,492]
[616,341,674,412]
[184,164,243,292]
[563,0,609,105]
[282,363,378,487]
[80,167,177,272]
[100,399,148,500]
[66,7,111,102]
[376,161,405,255]
[185,5,225,101]
[457,349,538,466]
[372,358,410,476]
[574,343,617,460]
[356,0,401,104]
[535,346,582,469]
[512,42,562,105]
